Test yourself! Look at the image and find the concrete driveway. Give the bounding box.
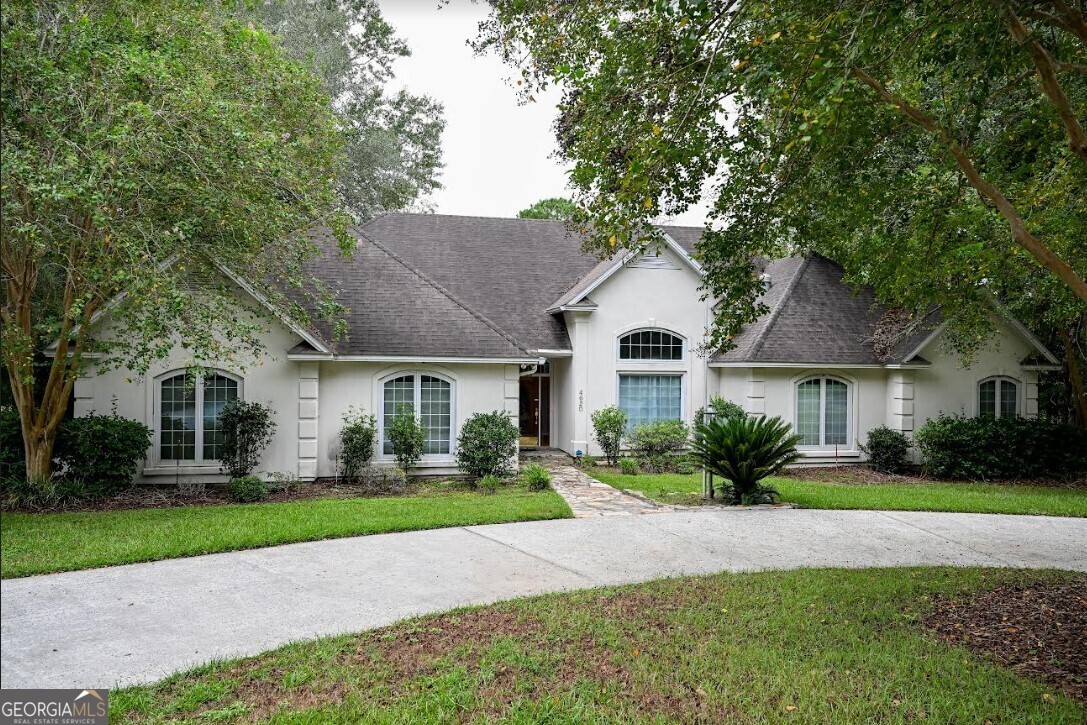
[3,508,1085,690]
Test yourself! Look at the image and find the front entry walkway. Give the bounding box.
[520,449,666,516]
[3,510,1085,690]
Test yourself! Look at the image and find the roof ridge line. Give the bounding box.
[748,255,810,360]
[361,211,706,231]
[352,227,532,357]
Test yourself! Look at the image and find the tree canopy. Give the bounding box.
[516,197,579,220]
[477,0,1087,355]
[1,0,348,477]
[249,0,445,220]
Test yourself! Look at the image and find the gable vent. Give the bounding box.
[629,251,680,270]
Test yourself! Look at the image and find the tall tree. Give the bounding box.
[477,0,1087,351]
[517,197,578,220]
[1,0,348,480]
[249,0,445,220]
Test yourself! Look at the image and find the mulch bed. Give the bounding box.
[926,575,1087,702]
[4,477,466,514]
[783,465,1086,489]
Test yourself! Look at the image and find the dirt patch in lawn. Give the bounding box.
[195,591,730,723]
[926,575,1087,702]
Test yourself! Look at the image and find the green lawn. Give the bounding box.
[0,485,571,578]
[591,470,1087,517]
[109,567,1084,723]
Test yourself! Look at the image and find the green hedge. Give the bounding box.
[1,409,151,495]
[914,414,1087,481]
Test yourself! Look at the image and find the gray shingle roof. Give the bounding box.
[290,215,942,365]
[713,254,934,365]
[357,214,704,353]
[295,226,530,358]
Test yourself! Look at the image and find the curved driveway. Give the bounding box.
[3,508,1085,690]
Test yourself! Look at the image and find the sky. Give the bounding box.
[379,1,709,226]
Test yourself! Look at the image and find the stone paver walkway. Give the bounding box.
[521,449,668,516]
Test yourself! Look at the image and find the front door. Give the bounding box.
[518,375,551,447]
[519,377,540,446]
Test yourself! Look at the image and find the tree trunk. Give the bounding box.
[1059,327,1087,430]
[22,421,57,481]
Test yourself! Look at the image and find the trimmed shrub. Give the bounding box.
[591,406,627,466]
[860,426,912,474]
[388,405,425,472]
[339,407,378,478]
[228,475,268,503]
[456,411,519,479]
[619,458,640,475]
[914,414,1087,480]
[55,414,152,497]
[218,400,276,478]
[627,420,689,457]
[521,462,551,491]
[479,474,503,494]
[691,415,802,505]
[698,394,747,424]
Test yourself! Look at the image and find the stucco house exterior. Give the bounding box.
[75,213,1061,481]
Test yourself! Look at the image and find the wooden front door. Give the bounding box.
[518,376,550,446]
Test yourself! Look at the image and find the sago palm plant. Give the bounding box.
[691,415,803,505]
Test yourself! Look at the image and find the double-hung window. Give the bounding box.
[795,376,850,448]
[158,371,240,463]
[382,373,453,456]
[978,377,1018,418]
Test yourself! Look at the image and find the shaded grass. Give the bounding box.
[590,471,1087,517]
[109,567,1085,723]
[0,484,571,578]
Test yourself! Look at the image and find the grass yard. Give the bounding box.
[108,567,1085,723]
[590,470,1087,517]
[0,484,571,578]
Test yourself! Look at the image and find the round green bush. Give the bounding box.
[455,411,519,479]
[859,426,911,474]
[228,475,269,503]
[619,458,640,475]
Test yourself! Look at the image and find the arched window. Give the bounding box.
[382,373,453,456]
[795,376,851,448]
[158,371,240,463]
[978,377,1019,418]
[618,329,685,361]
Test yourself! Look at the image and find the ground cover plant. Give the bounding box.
[0,481,571,578]
[590,470,1087,517]
[107,568,1085,723]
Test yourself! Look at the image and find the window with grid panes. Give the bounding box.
[978,377,1018,418]
[618,374,683,427]
[382,373,452,456]
[618,330,685,361]
[795,376,850,448]
[158,371,239,463]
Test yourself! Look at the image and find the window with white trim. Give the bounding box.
[158,371,240,462]
[618,330,685,361]
[618,374,683,428]
[382,373,453,456]
[978,377,1018,418]
[795,376,850,448]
